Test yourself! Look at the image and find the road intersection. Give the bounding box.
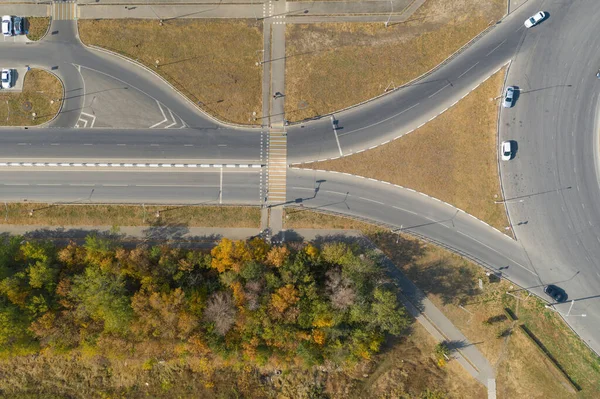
[0,0,599,354]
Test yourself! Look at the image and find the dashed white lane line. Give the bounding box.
[428,83,450,98]
[392,205,418,215]
[458,62,479,79]
[358,196,384,205]
[485,39,506,57]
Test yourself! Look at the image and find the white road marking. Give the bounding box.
[456,230,537,276]
[457,62,479,79]
[166,108,177,128]
[150,100,168,128]
[428,83,450,98]
[358,196,384,205]
[219,166,223,204]
[486,39,506,56]
[338,102,419,138]
[331,116,343,156]
[80,112,96,128]
[392,205,418,215]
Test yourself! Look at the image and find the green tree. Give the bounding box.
[69,266,133,334]
[370,287,408,335]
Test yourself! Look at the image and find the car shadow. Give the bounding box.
[509,140,518,159]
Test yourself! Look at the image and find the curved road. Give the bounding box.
[0,1,599,352]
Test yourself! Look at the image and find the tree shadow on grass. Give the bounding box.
[406,259,480,306]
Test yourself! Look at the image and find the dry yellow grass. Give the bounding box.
[0,69,62,126]
[78,19,262,125]
[285,0,505,120]
[305,68,509,232]
[372,231,600,398]
[26,17,50,41]
[284,207,379,231]
[2,203,261,228]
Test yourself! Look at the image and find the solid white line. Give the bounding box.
[165,108,177,128]
[456,231,536,275]
[428,83,450,98]
[219,166,223,204]
[338,102,420,138]
[149,101,167,128]
[486,39,506,57]
[330,116,343,156]
[457,62,479,79]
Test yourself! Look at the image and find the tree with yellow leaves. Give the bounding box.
[266,246,290,268]
[270,284,299,314]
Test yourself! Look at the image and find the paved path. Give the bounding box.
[1,221,494,393]
[0,223,362,244]
[369,241,496,397]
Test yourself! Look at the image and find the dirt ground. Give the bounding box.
[1,203,261,228]
[304,68,510,232]
[78,19,262,126]
[0,69,62,126]
[285,0,506,121]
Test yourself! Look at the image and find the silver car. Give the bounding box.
[502,86,515,108]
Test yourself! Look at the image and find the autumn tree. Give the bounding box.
[131,288,198,340]
[204,291,237,336]
[210,238,252,273]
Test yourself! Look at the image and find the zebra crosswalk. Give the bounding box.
[53,1,77,21]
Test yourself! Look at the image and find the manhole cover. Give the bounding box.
[22,101,32,111]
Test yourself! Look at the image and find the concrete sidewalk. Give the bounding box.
[371,243,496,398]
[0,224,361,244]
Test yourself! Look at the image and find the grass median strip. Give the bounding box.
[1,204,261,228]
[26,17,50,41]
[285,0,505,121]
[0,69,62,126]
[303,67,510,232]
[78,19,262,125]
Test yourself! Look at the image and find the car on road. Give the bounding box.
[501,141,513,161]
[544,284,567,303]
[1,15,12,37]
[1,69,13,89]
[502,86,515,108]
[13,16,23,36]
[524,11,547,28]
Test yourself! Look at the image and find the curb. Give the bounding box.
[496,60,516,240]
[76,22,260,130]
[289,18,500,127]
[292,63,510,165]
[289,167,514,240]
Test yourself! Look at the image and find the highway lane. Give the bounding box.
[286,0,543,163]
[500,0,600,351]
[0,128,263,164]
[286,169,538,283]
[0,169,262,204]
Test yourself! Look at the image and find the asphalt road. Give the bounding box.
[499,0,600,351]
[0,169,261,204]
[0,0,599,353]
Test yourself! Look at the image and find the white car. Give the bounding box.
[524,11,546,28]
[1,15,12,37]
[502,86,515,108]
[501,141,513,161]
[1,69,12,89]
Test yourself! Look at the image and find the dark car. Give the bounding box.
[13,16,23,35]
[544,284,567,302]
